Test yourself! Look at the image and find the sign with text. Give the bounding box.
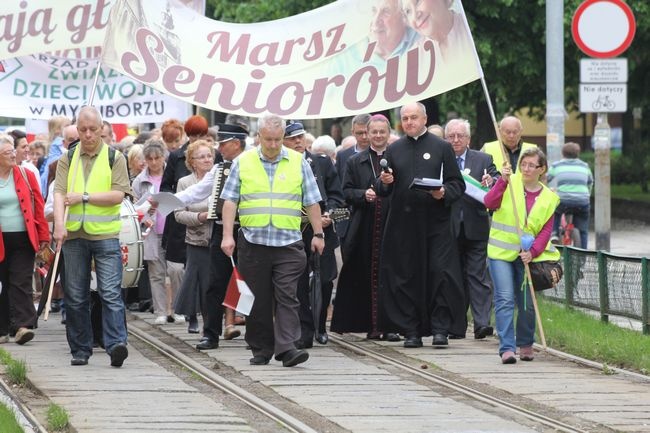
[0,0,206,60]
[580,58,627,83]
[0,54,190,122]
[100,0,482,119]
[579,83,627,113]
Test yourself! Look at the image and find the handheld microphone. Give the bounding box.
[379,158,391,173]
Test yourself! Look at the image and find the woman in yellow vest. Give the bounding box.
[484,148,560,364]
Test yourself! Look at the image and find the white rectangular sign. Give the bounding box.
[579,84,627,113]
[580,58,627,83]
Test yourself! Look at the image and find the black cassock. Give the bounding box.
[331,148,390,334]
[376,132,467,338]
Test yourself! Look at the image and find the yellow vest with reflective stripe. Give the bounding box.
[482,141,536,171]
[238,149,303,231]
[66,144,121,234]
[488,173,560,262]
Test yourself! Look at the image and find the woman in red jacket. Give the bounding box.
[0,134,50,345]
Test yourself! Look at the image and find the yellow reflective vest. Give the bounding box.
[238,148,303,231]
[66,144,121,234]
[482,140,536,171]
[488,173,560,262]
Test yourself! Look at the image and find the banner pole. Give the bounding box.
[479,75,547,349]
[88,59,103,107]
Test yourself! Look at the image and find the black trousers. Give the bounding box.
[202,223,234,342]
[0,232,36,335]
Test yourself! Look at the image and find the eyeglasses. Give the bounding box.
[520,162,542,170]
[446,133,468,140]
[0,149,16,156]
[192,153,212,160]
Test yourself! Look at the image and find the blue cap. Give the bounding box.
[285,121,306,138]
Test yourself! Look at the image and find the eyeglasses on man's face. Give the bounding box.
[446,133,468,141]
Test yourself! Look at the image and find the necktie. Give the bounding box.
[456,156,463,170]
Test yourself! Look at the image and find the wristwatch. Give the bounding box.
[82,192,90,204]
[313,232,325,239]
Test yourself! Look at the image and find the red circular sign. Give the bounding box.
[572,0,636,58]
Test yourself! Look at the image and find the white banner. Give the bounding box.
[101,0,483,119]
[0,0,205,60]
[0,54,190,122]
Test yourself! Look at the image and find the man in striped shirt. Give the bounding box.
[547,142,594,249]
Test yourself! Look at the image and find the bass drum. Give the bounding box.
[119,199,144,288]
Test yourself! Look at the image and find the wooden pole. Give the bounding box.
[479,76,547,348]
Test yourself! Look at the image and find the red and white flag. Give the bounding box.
[223,265,255,316]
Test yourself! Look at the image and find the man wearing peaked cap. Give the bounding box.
[282,120,345,349]
[217,124,248,144]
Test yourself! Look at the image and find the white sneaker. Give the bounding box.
[172,314,186,324]
[153,315,167,325]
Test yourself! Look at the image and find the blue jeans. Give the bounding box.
[553,202,590,249]
[63,238,127,358]
[488,258,535,355]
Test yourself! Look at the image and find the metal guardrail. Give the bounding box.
[544,246,650,335]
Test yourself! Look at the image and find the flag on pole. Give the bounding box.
[223,263,255,316]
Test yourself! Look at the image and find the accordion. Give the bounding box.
[207,161,232,220]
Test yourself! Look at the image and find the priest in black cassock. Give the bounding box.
[376,102,467,348]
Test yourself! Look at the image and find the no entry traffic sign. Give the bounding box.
[572,0,636,58]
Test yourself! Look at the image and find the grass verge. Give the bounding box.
[46,403,69,432]
[0,402,25,433]
[5,359,27,386]
[537,297,650,374]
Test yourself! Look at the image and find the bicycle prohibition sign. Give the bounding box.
[592,95,615,111]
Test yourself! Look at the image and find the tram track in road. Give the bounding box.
[126,321,330,433]
[328,334,610,433]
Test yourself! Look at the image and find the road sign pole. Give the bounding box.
[594,113,611,251]
[545,0,564,165]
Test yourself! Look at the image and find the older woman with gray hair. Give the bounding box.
[0,134,49,345]
[132,140,185,325]
[311,135,337,164]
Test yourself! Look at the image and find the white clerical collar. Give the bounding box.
[410,128,428,140]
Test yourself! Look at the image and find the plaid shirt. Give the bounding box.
[221,147,321,247]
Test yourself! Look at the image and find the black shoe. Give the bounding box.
[474,326,494,340]
[366,331,382,340]
[138,299,152,312]
[295,339,313,349]
[432,333,449,346]
[109,343,129,367]
[382,333,401,342]
[196,338,219,350]
[188,316,200,334]
[403,336,423,348]
[50,299,62,313]
[315,333,328,345]
[249,355,271,365]
[277,349,309,367]
[60,310,66,325]
[70,356,88,366]
[448,333,465,339]
[127,302,140,312]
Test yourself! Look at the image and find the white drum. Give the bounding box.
[119,199,144,288]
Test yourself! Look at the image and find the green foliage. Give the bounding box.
[46,403,69,432]
[0,402,25,433]
[5,359,27,386]
[0,348,12,365]
[206,0,334,22]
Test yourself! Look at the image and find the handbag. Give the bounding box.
[528,261,563,291]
